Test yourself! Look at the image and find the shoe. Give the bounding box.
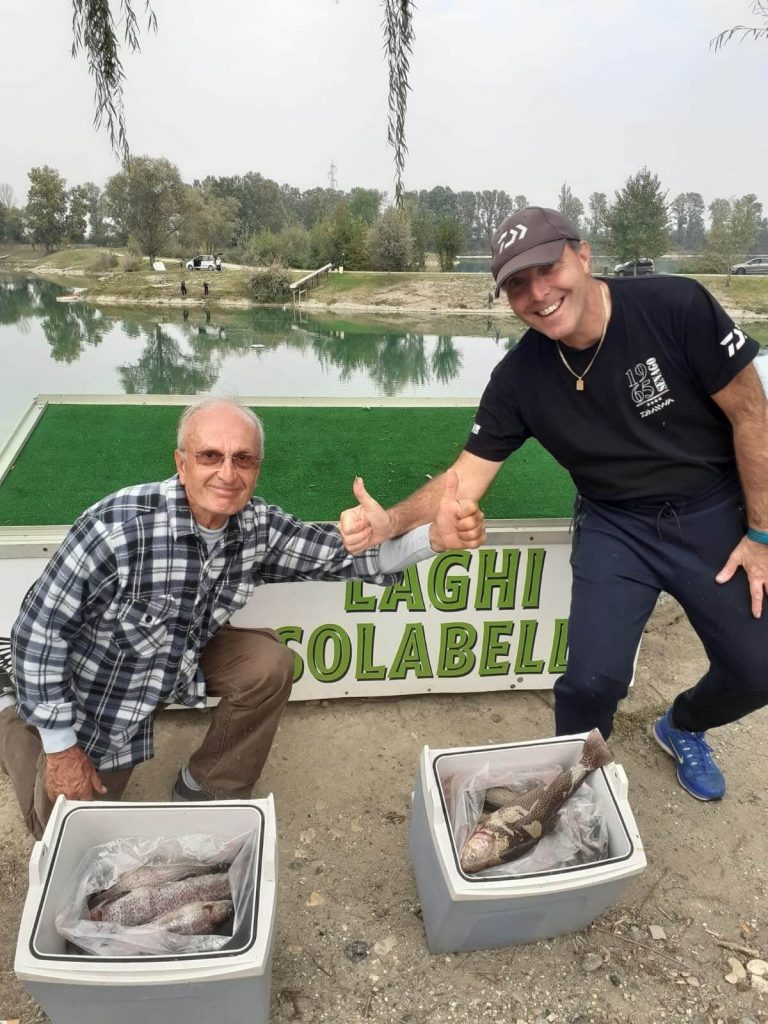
[171,768,216,802]
[653,709,725,801]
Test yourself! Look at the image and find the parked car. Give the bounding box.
[186,253,223,271]
[729,256,768,275]
[613,258,655,277]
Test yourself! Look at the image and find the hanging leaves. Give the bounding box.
[71,0,157,161]
[711,1,768,52]
[383,0,415,207]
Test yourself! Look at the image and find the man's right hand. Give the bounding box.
[339,476,393,554]
[45,745,107,802]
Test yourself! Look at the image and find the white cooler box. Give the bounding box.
[15,796,277,1024]
[410,733,646,954]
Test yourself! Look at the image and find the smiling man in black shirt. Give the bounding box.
[340,206,768,803]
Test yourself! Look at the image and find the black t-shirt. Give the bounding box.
[465,276,759,502]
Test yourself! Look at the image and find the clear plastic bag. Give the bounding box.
[445,760,609,879]
[55,830,258,956]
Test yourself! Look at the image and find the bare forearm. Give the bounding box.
[734,410,768,529]
[386,475,448,539]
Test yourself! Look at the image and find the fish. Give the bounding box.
[91,872,231,926]
[483,781,545,813]
[89,861,219,912]
[459,728,614,874]
[146,899,234,935]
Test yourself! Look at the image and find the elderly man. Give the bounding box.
[0,397,484,839]
[341,206,768,803]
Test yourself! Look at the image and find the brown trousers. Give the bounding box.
[0,625,295,840]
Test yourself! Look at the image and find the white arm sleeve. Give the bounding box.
[378,524,435,572]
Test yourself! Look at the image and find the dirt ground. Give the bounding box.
[2,596,767,1024]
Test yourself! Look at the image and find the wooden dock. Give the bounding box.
[290,263,333,305]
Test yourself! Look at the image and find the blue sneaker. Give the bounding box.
[653,709,725,801]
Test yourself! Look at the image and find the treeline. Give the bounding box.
[1,161,767,274]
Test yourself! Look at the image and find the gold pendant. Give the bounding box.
[576,378,585,391]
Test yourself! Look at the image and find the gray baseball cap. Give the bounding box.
[491,207,581,297]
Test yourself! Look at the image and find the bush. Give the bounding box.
[91,251,119,271]
[248,266,292,302]
[243,229,284,267]
[120,254,143,272]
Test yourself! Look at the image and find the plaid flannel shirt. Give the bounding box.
[11,476,400,771]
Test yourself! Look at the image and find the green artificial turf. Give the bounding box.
[0,404,575,525]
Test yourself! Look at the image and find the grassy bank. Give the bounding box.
[3,244,768,317]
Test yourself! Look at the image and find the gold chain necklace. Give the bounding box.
[556,283,609,392]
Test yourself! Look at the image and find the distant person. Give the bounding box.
[203,280,209,297]
[0,397,482,839]
[215,256,222,272]
[340,205,768,804]
[180,280,187,297]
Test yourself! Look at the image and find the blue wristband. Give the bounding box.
[747,527,768,545]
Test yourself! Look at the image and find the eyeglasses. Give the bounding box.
[189,449,261,470]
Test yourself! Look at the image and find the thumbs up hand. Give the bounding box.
[429,469,486,552]
[339,476,392,554]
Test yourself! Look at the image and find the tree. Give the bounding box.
[405,200,432,269]
[367,207,414,270]
[669,192,706,251]
[586,192,610,251]
[434,216,463,272]
[104,156,183,263]
[82,181,106,244]
[310,202,368,269]
[26,166,68,252]
[557,182,584,231]
[711,1,768,50]
[513,194,529,211]
[66,184,90,243]
[202,173,287,245]
[706,194,761,281]
[476,190,512,246]
[179,185,238,255]
[348,188,385,226]
[608,167,669,270]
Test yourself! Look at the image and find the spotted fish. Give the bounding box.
[91,872,232,926]
[89,861,217,913]
[147,899,234,935]
[459,728,614,874]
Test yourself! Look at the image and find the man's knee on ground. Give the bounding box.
[238,639,296,703]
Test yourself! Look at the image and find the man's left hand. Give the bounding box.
[716,536,768,618]
[428,469,486,552]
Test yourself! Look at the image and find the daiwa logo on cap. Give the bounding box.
[496,223,528,254]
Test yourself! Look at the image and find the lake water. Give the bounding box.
[1,273,766,446]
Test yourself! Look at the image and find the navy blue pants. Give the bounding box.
[554,476,768,739]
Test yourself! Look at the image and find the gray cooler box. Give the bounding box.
[15,796,277,1024]
[410,732,646,954]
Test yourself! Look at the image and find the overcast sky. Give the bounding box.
[3,0,767,215]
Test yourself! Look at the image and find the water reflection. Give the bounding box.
[119,323,220,394]
[0,277,114,363]
[0,274,765,445]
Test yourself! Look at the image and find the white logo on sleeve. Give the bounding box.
[471,422,481,435]
[719,327,746,358]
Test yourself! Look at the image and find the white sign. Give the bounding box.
[0,531,573,701]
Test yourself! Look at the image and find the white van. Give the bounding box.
[186,254,223,271]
